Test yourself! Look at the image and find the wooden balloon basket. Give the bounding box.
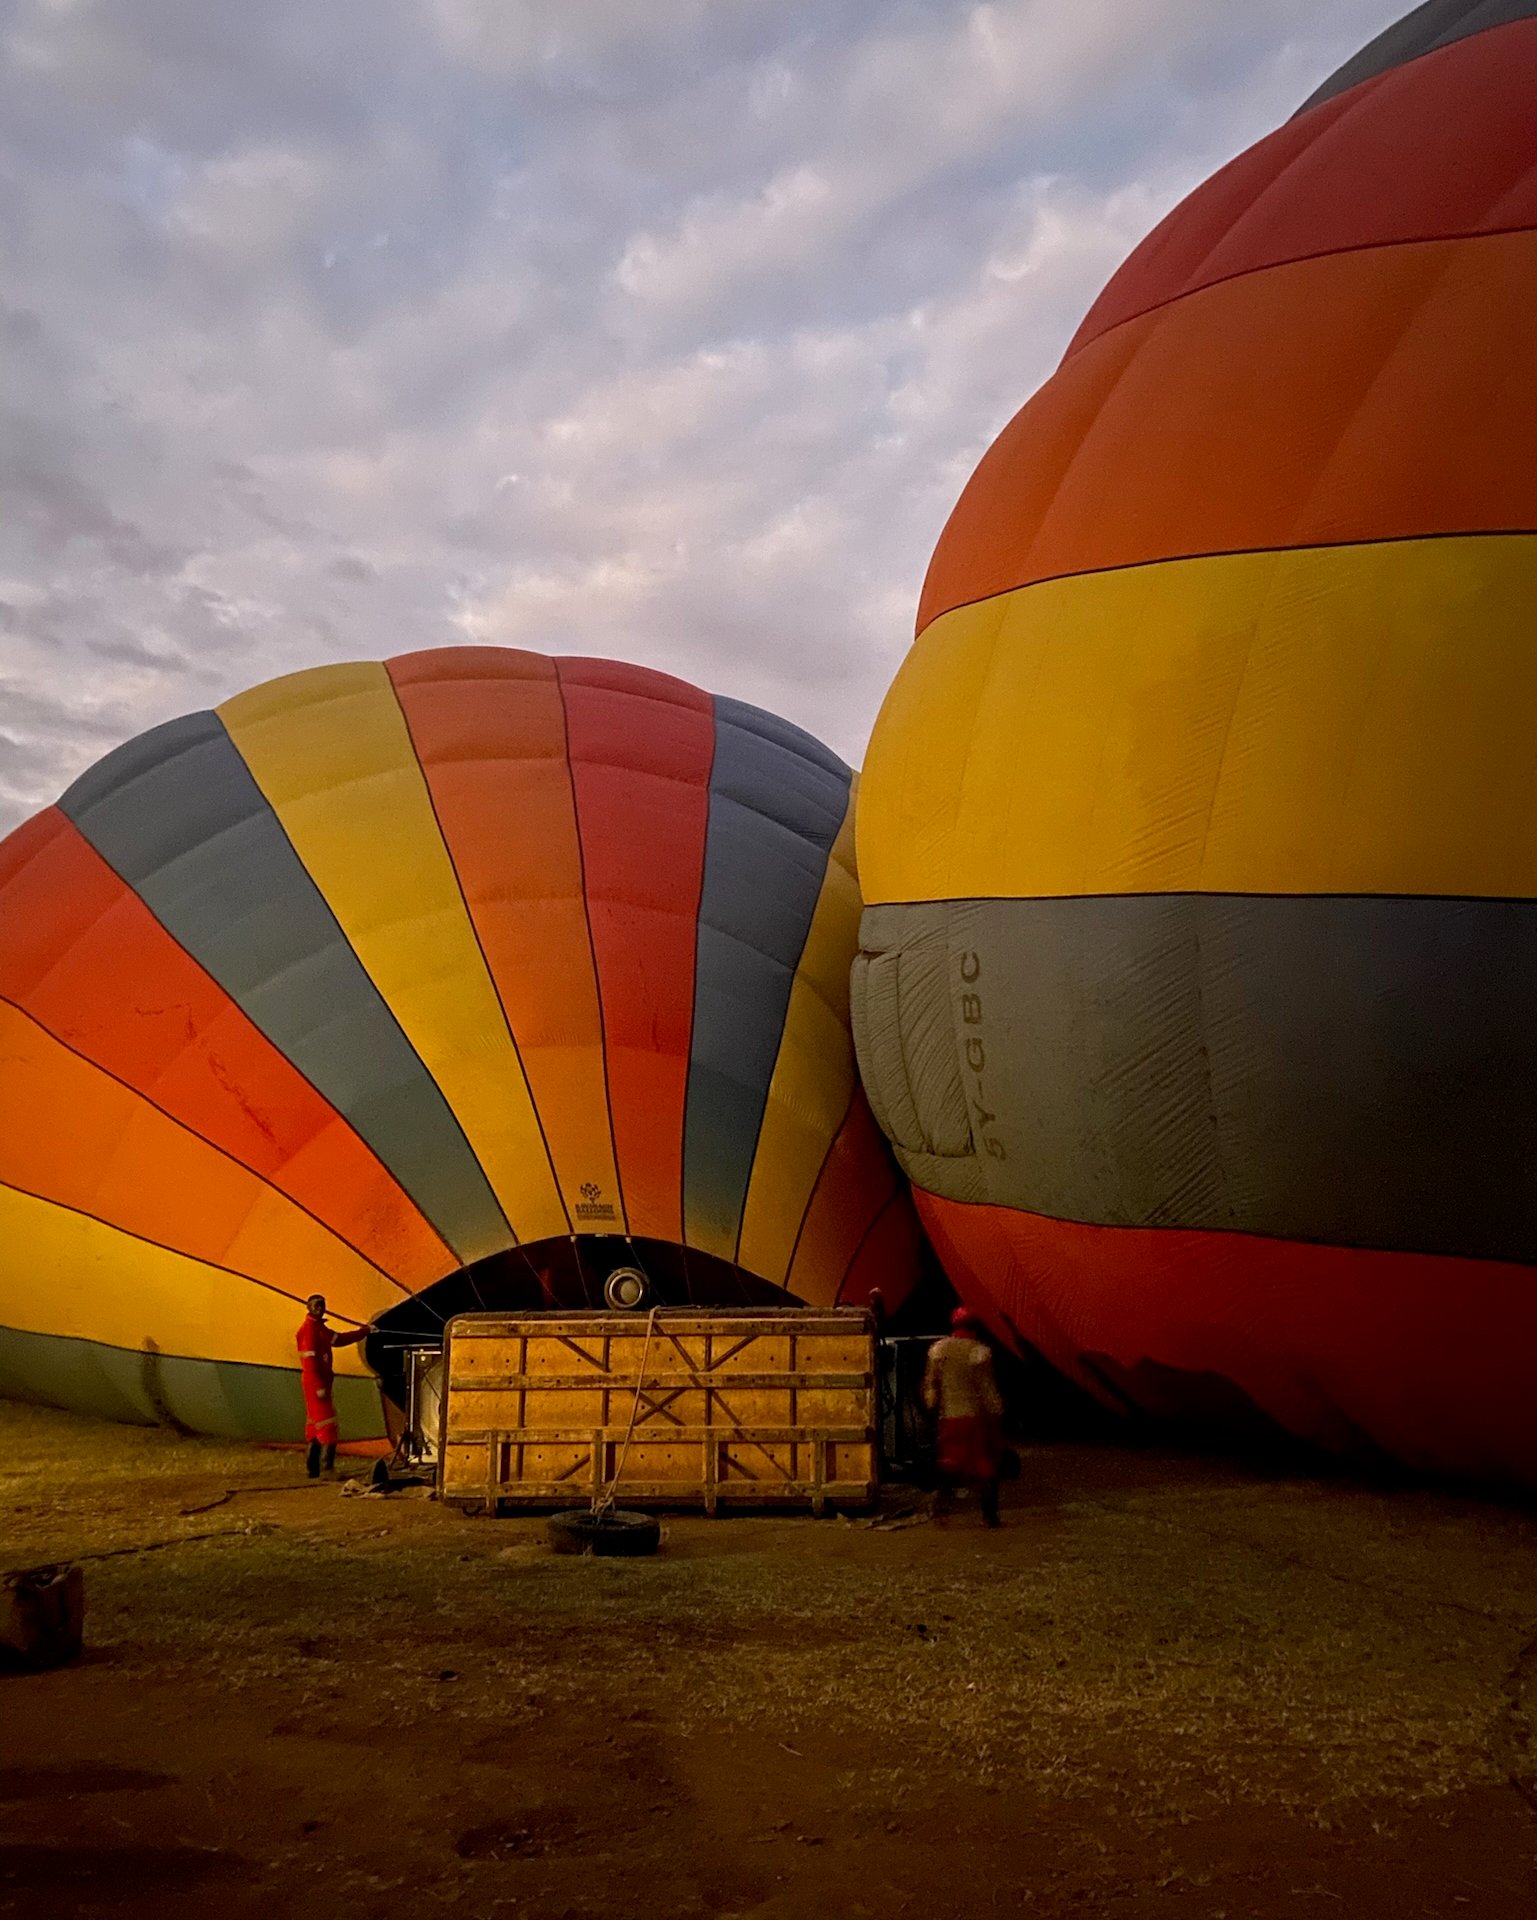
[436,1307,878,1517]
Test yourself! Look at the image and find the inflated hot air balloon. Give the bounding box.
[0,649,916,1438]
[855,0,1537,1482]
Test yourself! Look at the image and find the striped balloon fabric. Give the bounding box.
[855,1,1537,1483]
[0,649,915,1438]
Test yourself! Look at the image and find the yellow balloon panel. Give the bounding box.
[737,798,862,1287]
[0,1184,373,1375]
[219,665,569,1245]
[860,534,1537,903]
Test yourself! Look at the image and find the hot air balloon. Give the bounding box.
[0,649,916,1438]
[854,0,1537,1482]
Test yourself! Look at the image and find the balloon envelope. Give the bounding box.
[0,649,916,1437]
[855,3,1537,1482]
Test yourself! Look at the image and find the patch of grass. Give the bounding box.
[6,1397,1537,1837]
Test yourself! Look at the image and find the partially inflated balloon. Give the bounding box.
[0,649,915,1437]
[855,2,1537,1482]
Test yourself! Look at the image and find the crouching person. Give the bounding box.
[922,1307,1005,1526]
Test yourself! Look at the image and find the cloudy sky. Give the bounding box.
[0,0,1406,830]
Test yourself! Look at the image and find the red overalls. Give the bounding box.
[296,1314,366,1443]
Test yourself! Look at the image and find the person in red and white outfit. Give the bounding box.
[296,1294,371,1478]
[922,1306,1006,1526]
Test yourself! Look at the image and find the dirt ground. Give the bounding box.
[4,1402,1537,1918]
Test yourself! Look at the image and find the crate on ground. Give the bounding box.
[438,1308,877,1515]
[2,1563,84,1672]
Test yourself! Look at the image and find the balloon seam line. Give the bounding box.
[382,658,565,1244]
[0,1317,374,1385]
[15,814,454,1280]
[0,1172,384,1319]
[1295,10,1537,116]
[731,777,853,1277]
[678,693,723,1253]
[832,1188,903,1307]
[1064,216,1537,368]
[916,527,1537,640]
[910,1190,1533,1269]
[0,991,416,1298]
[551,660,629,1238]
[206,708,508,1265]
[867,888,1537,909]
[781,1078,862,1296]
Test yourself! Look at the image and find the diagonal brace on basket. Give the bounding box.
[591,1306,659,1519]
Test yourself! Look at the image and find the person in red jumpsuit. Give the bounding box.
[297,1294,371,1478]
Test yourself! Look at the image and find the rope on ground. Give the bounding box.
[68,1524,279,1563]
[178,1484,324,1516]
[592,1305,659,1519]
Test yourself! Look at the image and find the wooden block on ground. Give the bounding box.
[1,1563,85,1672]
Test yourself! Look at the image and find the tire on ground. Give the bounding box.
[547,1510,661,1557]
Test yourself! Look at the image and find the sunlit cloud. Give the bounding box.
[0,0,1404,826]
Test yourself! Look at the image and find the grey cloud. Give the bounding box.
[0,438,181,577]
[0,0,1407,835]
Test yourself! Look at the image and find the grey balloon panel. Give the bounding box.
[57,709,509,1266]
[0,1320,383,1440]
[848,948,914,1157]
[850,939,973,1160]
[59,712,248,887]
[0,1321,156,1426]
[682,701,852,1249]
[855,894,1537,1264]
[848,932,992,1211]
[711,695,854,789]
[1296,0,1536,114]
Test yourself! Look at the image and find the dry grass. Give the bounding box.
[7,1396,1537,1844]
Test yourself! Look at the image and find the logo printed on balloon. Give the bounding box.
[575,1181,616,1223]
[958,952,1006,1163]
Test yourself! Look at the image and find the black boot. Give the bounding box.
[322,1443,337,1477]
[306,1440,322,1479]
[980,1476,1001,1528]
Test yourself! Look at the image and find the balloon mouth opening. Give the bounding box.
[365,1234,797,1412]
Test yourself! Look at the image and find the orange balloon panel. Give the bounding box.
[387,649,619,1231]
[917,230,1537,633]
[0,1001,397,1327]
[557,658,716,1246]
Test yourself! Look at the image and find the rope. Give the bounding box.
[570,1233,595,1307]
[513,1240,552,1307]
[592,1305,660,1519]
[622,1231,656,1299]
[465,1257,490,1313]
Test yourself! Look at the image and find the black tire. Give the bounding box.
[547,1509,661,1557]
